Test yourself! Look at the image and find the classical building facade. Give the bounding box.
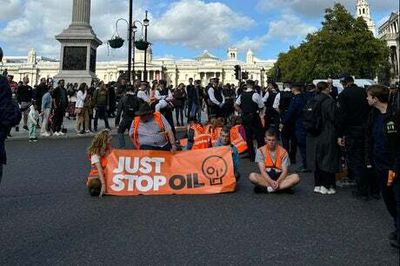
[378,11,400,83]
[0,47,275,87]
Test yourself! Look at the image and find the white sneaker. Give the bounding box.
[313,186,321,193]
[59,131,65,136]
[54,132,60,136]
[319,186,329,194]
[327,188,336,195]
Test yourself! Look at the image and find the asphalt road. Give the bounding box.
[1,137,399,265]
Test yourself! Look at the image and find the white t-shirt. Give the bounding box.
[90,154,100,165]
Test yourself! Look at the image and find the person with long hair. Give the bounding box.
[75,83,88,134]
[306,81,340,195]
[86,129,112,197]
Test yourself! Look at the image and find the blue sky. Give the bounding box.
[0,0,398,62]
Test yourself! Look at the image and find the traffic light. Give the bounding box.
[234,65,241,80]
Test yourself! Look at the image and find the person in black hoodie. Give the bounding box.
[365,85,400,249]
[337,75,371,200]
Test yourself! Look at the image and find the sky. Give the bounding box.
[0,0,398,62]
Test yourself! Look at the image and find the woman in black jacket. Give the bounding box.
[306,81,340,195]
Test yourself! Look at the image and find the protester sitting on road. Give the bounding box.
[129,102,178,152]
[86,129,112,197]
[248,129,300,193]
[186,116,211,150]
[214,126,240,180]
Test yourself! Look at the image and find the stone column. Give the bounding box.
[72,0,91,26]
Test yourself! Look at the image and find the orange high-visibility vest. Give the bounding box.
[230,125,248,154]
[187,122,211,150]
[262,144,287,171]
[131,112,166,149]
[87,155,108,184]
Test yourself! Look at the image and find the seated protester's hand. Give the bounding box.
[269,180,279,190]
[170,144,178,153]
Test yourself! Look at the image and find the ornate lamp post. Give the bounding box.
[143,11,150,82]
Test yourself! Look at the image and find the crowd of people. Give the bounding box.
[1,44,399,249]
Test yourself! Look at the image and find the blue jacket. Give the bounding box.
[282,92,309,134]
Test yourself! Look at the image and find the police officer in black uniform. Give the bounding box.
[115,84,140,148]
[207,78,225,118]
[235,80,265,161]
[275,83,297,163]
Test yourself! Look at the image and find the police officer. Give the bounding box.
[235,80,265,161]
[262,81,279,131]
[207,78,225,118]
[115,85,140,148]
[337,75,371,200]
[274,82,297,164]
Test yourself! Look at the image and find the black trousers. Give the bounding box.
[161,108,176,137]
[314,166,336,188]
[175,105,184,125]
[345,129,369,195]
[94,106,110,131]
[243,115,265,161]
[281,124,297,164]
[117,118,133,148]
[52,108,65,133]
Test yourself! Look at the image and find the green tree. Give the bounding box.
[269,3,389,83]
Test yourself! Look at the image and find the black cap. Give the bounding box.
[340,75,354,83]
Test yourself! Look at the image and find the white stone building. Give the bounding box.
[378,11,400,83]
[356,0,376,35]
[0,47,275,87]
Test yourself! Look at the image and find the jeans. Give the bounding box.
[40,108,51,135]
[189,103,201,122]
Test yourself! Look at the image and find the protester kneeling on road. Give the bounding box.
[86,129,112,197]
[214,126,240,180]
[248,129,300,193]
[129,102,178,152]
[186,116,211,150]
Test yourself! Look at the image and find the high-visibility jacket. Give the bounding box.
[131,112,166,149]
[230,125,248,154]
[211,127,222,146]
[87,155,108,185]
[260,144,288,171]
[188,122,211,150]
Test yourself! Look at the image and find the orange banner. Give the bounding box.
[104,146,236,196]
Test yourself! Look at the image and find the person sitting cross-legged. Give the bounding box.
[248,129,300,193]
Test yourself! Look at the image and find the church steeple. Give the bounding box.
[356,0,375,35]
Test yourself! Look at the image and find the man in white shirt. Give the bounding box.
[207,78,225,118]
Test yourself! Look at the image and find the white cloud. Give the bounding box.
[0,0,22,21]
[150,0,255,49]
[234,35,268,52]
[256,0,399,18]
[266,14,317,41]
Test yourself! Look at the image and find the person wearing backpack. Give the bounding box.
[115,85,140,148]
[0,46,22,184]
[306,81,340,194]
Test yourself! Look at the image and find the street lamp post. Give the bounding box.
[143,11,150,82]
[127,0,133,83]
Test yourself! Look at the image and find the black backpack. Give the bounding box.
[303,95,328,136]
[123,94,138,117]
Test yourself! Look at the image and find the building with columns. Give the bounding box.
[378,11,400,84]
[0,47,275,87]
[356,0,376,35]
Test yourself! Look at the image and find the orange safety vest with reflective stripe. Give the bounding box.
[230,125,248,154]
[87,155,108,185]
[188,122,211,150]
[261,144,287,171]
[131,112,166,149]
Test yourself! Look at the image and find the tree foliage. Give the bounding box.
[269,3,390,83]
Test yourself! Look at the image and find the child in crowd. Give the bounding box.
[28,103,39,142]
[86,129,112,197]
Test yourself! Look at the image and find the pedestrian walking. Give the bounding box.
[75,83,88,134]
[52,79,68,136]
[93,81,110,132]
[27,103,39,142]
[40,86,52,136]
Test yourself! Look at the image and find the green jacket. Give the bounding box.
[93,88,109,107]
